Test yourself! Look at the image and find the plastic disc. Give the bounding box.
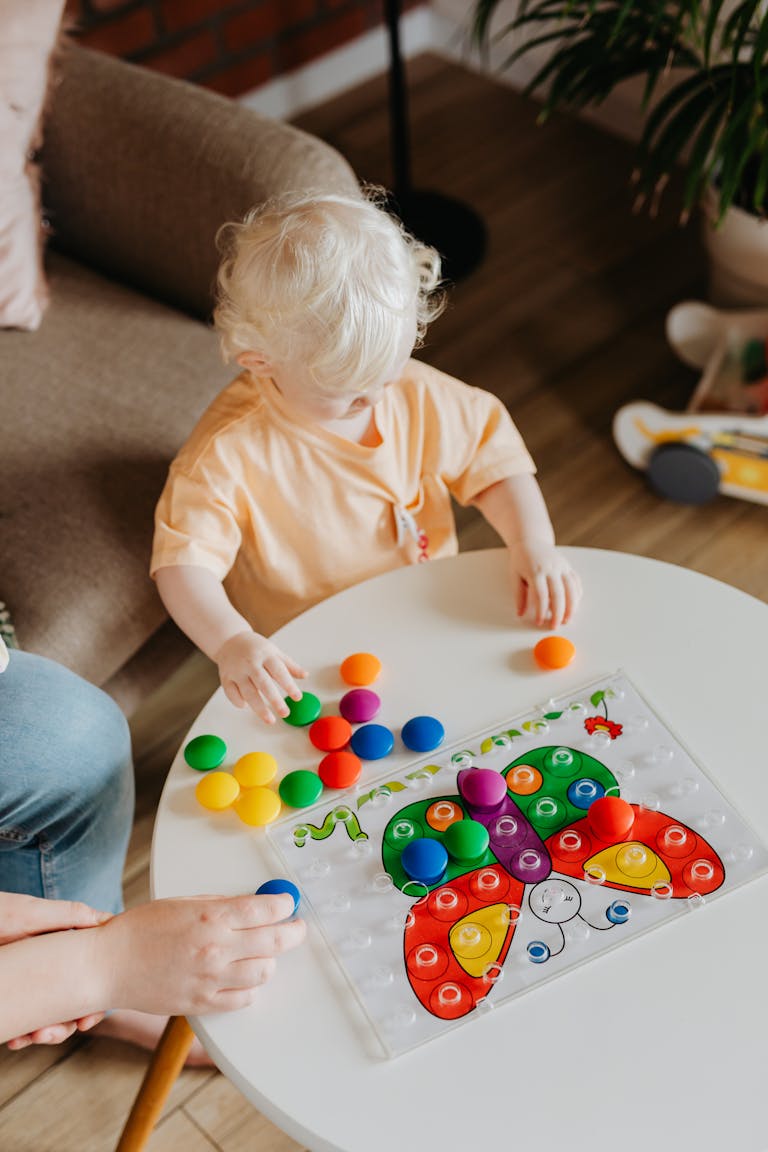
[234,786,281,826]
[459,767,508,812]
[256,878,301,915]
[350,723,395,760]
[283,692,322,727]
[318,750,362,789]
[588,795,635,841]
[309,716,352,752]
[195,771,240,810]
[401,837,449,886]
[340,652,382,686]
[444,819,490,862]
[279,769,324,808]
[401,715,445,752]
[533,636,576,670]
[184,733,227,771]
[233,751,278,788]
[339,689,381,724]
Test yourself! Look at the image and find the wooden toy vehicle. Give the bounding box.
[613,302,768,505]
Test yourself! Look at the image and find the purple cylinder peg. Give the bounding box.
[458,768,508,812]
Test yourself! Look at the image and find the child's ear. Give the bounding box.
[236,351,272,373]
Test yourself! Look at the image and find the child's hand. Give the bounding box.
[92,893,306,1017]
[215,630,307,722]
[7,1013,105,1051]
[508,540,582,628]
[0,892,112,946]
[0,894,112,1049]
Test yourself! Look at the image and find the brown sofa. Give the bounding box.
[2,43,359,715]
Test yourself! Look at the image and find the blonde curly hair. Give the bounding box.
[214,187,445,394]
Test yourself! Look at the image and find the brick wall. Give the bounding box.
[64,1,426,98]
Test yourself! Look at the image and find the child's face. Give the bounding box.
[272,318,416,424]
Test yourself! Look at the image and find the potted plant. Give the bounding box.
[471,1,768,305]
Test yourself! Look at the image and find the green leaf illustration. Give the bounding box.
[357,781,406,808]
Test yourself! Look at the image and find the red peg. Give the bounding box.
[588,795,635,841]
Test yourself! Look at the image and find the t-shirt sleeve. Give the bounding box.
[150,462,242,580]
[423,370,536,505]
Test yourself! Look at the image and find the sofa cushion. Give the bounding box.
[0,0,65,330]
[42,44,359,321]
[1,251,233,687]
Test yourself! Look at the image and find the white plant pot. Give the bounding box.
[702,187,768,306]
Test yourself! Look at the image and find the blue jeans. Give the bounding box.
[0,650,134,913]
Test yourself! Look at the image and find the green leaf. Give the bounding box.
[703,0,730,66]
[718,115,764,220]
[543,711,563,720]
[503,29,583,83]
[639,81,730,207]
[752,13,768,97]
[705,82,761,213]
[608,0,637,48]
[751,140,768,213]
[467,0,768,216]
[590,690,605,707]
[681,90,731,213]
[641,67,719,147]
[406,764,441,780]
[356,781,405,808]
[471,0,499,48]
[723,1,762,61]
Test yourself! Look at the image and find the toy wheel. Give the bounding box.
[647,442,720,505]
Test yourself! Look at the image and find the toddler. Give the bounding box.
[152,189,581,723]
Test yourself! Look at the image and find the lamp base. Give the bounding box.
[387,188,486,283]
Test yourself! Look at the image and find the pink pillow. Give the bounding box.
[0,1,65,331]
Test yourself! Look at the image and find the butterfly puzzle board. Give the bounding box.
[267,671,768,1058]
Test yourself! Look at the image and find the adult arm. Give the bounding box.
[0,892,304,1045]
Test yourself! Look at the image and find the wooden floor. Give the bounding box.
[4,54,766,1151]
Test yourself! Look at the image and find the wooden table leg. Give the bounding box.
[115,1015,195,1152]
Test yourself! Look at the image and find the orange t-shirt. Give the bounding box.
[151,360,535,636]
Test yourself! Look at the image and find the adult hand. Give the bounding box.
[0,892,112,946]
[93,893,306,1017]
[0,893,112,1050]
[215,630,307,723]
[509,540,582,628]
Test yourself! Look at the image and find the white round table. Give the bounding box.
[152,548,768,1152]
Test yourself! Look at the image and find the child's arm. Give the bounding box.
[0,892,304,1045]
[0,894,114,1048]
[472,473,582,627]
[155,564,306,723]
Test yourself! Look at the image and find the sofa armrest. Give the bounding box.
[41,43,360,319]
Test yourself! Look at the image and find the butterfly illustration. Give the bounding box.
[381,744,725,1020]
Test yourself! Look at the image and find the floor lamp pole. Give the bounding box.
[384,0,486,282]
[386,0,412,201]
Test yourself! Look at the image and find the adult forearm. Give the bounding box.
[154,564,252,660]
[0,929,108,1043]
[473,473,555,547]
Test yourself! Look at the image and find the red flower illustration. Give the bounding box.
[584,716,623,739]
